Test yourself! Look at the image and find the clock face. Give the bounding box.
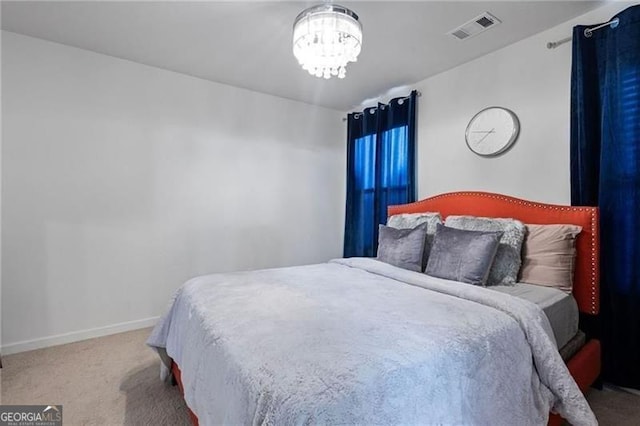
[465,107,520,157]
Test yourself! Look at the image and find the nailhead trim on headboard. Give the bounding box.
[388,192,599,315]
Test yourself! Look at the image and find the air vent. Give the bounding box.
[452,29,470,40]
[448,12,501,40]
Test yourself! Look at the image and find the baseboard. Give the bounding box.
[622,387,640,396]
[605,384,640,396]
[1,316,160,355]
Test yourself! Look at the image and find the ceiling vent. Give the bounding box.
[448,12,501,40]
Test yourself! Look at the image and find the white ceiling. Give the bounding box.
[1,1,603,110]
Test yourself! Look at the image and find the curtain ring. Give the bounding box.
[611,17,620,29]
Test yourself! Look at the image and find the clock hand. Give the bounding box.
[471,130,496,133]
[476,128,495,144]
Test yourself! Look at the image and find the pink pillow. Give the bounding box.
[520,224,582,293]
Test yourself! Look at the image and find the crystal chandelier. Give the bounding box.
[292,3,362,79]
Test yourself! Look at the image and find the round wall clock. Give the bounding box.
[465,107,520,157]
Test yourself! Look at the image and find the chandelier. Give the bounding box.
[292,3,362,79]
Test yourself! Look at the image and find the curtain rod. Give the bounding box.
[342,91,421,122]
[547,17,620,49]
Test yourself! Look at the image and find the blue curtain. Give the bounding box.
[571,5,640,389]
[344,91,417,257]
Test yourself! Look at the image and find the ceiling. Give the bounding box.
[1,1,603,110]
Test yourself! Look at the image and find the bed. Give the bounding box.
[148,191,601,426]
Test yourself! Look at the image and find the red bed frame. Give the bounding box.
[171,191,601,426]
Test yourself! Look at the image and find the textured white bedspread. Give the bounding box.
[147,258,596,426]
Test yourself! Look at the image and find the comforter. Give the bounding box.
[147,258,597,425]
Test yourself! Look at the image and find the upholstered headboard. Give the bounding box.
[388,191,600,315]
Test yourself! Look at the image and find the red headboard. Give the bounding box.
[388,191,599,315]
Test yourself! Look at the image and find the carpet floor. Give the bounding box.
[2,327,639,425]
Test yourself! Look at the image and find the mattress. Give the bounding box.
[490,282,579,349]
[559,330,586,361]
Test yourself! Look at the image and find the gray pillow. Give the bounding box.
[444,215,526,286]
[425,224,502,286]
[377,223,428,272]
[387,212,442,271]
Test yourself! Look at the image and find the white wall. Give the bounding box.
[0,28,3,355]
[1,32,346,353]
[414,2,635,204]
